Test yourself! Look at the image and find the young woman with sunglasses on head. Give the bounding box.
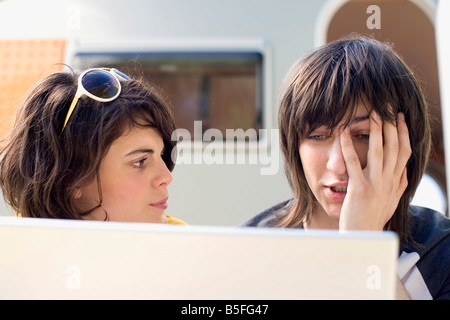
[0,67,186,225]
[243,36,450,299]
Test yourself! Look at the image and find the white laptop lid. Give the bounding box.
[0,217,398,300]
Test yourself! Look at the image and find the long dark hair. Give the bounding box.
[277,35,431,245]
[0,68,176,219]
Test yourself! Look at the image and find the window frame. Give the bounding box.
[65,37,274,153]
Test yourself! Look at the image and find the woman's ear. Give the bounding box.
[74,188,82,200]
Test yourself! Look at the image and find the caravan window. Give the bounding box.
[73,52,263,141]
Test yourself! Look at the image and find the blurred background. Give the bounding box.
[0,0,447,225]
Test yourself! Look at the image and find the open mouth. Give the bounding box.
[326,185,347,202]
[330,186,347,193]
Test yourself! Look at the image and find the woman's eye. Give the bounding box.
[356,134,370,140]
[133,158,147,168]
[309,135,326,141]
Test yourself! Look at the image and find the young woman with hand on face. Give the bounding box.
[243,36,450,300]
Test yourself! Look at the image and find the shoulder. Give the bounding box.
[400,206,450,299]
[240,199,292,227]
[407,206,450,250]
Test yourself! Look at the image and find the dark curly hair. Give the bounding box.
[0,68,176,219]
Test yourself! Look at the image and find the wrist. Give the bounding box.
[339,218,385,231]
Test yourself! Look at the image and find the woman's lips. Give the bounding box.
[150,197,168,210]
[325,184,347,202]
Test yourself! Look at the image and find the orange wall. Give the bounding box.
[0,39,66,138]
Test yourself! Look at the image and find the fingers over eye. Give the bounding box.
[340,127,364,180]
[368,110,383,179]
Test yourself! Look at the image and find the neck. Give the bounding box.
[303,205,340,230]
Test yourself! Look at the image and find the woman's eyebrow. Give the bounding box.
[350,113,371,125]
[124,148,155,157]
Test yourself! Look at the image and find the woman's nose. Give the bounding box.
[152,159,173,189]
[326,136,347,176]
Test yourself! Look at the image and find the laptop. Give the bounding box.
[0,216,398,299]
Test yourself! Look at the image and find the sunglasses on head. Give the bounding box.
[61,68,131,134]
